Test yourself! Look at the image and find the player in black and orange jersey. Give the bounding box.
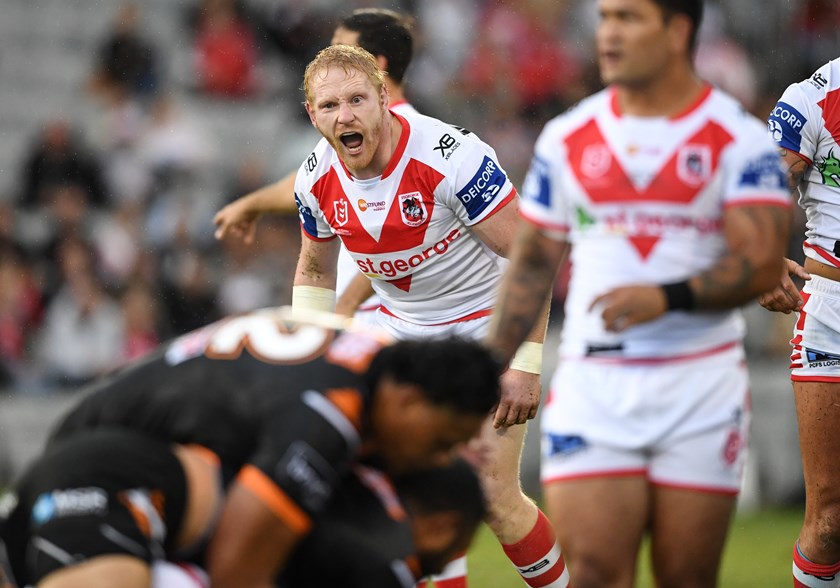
[279,458,486,588]
[7,307,499,588]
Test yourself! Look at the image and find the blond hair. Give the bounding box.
[303,44,386,105]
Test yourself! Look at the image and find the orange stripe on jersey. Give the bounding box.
[237,465,312,535]
[326,388,364,431]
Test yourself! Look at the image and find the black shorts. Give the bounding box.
[0,429,187,586]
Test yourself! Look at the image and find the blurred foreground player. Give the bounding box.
[47,307,500,587]
[280,458,486,588]
[0,429,219,588]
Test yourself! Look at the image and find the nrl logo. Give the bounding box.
[334,199,349,227]
[399,192,427,227]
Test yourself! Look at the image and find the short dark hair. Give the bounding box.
[395,458,486,528]
[365,337,500,415]
[652,0,704,53]
[339,8,414,84]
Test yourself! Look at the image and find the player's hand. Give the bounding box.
[590,285,667,332]
[493,369,541,429]
[214,198,260,245]
[758,258,811,314]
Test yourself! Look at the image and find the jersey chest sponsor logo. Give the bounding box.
[358,198,386,212]
[31,488,108,525]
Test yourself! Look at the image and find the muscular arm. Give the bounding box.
[336,272,376,317]
[214,171,298,243]
[294,234,341,290]
[485,219,569,367]
[691,203,790,309]
[592,202,792,332]
[758,148,812,313]
[207,482,307,588]
[473,200,554,346]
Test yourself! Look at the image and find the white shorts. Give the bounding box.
[790,274,840,382]
[372,309,490,341]
[541,344,750,494]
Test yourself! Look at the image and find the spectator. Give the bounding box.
[0,240,43,387]
[120,279,160,361]
[88,1,159,101]
[18,119,108,209]
[192,0,260,98]
[36,235,124,388]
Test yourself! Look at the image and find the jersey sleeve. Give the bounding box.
[722,117,789,208]
[441,138,517,227]
[294,146,338,241]
[236,388,364,535]
[768,82,818,163]
[519,120,572,240]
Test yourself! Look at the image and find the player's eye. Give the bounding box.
[352,95,363,104]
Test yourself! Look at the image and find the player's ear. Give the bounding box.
[305,101,317,127]
[666,12,692,57]
[375,54,388,74]
[413,510,461,553]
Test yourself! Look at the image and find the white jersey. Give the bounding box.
[769,58,840,267]
[334,102,420,312]
[295,111,515,325]
[521,85,789,360]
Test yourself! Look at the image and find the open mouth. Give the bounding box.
[340,132,364,153]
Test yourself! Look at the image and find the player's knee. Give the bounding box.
[564,552,631,588]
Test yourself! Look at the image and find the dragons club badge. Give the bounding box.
[398,192,427,227]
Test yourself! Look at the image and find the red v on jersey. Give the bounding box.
[818,86,840,145]
[564,119,734,259]
[312,161,445,292]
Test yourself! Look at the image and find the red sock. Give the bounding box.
[793,542,840,587]
[428,553,467,588]
[502,510,569,588]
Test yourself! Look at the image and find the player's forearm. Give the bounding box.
[487,223,567,365]
[689,205,790,310]
[336,273,375,316]
[246,172,299,215]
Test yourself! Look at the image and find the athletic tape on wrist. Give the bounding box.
[292,285,336,314]
[510,342,543,375]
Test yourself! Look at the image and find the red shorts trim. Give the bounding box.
[379,306,493,326]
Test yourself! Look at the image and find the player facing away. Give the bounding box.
[291,44,567,588]
[42,307,500,587]
[760,57,840,588]
[486,0,791,587]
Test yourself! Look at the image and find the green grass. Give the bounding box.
[464,507,804,587]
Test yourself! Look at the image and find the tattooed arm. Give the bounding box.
[758,148,812,313]
[485,221,569,366]
[591,202,791,332]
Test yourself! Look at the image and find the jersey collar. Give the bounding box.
[608,83,713,120]
[337,112,411,182]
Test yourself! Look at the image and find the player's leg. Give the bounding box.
[481,419,569,588]
[791,379,840,587]
[647,487,735,587]
[544,476,647,587]
[646,348,748,587]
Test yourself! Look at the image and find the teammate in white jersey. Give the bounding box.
[486,1,791,587]
[213,8,418,320]
[293,44,568,588]
[760,57,840,588]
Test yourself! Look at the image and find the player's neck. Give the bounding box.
[385,79,407,107]
[354,112,402,180]
[614,65,705,118]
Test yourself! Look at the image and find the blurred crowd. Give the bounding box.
[0,0,836,392]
